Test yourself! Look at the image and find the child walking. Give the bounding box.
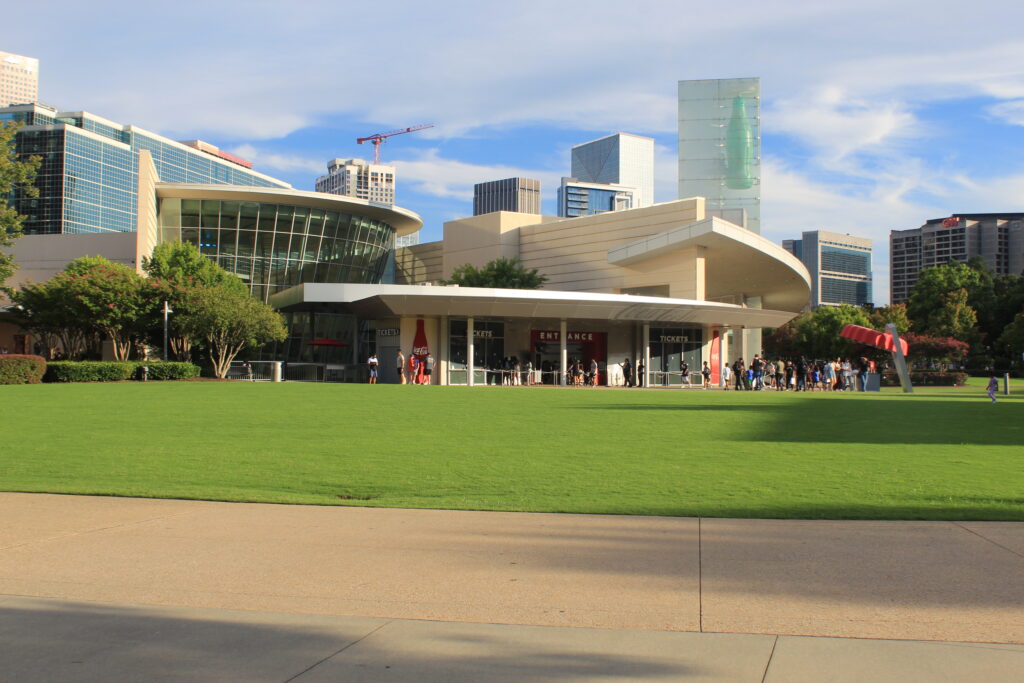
[987,375,999,404]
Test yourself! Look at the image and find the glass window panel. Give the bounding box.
[220,201,239,229]
[201,200,221,228]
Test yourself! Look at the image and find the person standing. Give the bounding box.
[408,353,419,385]
[423,353,434,385]
[367,353,379,384]
[987,375,999,403]
[722,362,731,390]
[680,359,690,388]
[858,356,870,392]
[396,349,406,384]
[621,357,633,387]
[701,361,711,389]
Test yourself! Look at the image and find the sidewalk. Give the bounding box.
[1,493,1022,680]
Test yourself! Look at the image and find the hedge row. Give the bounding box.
[880,372,968,387]
[0,354,47,384]
[44,361,201,383]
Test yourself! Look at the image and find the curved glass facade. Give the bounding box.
[158,198,396,301]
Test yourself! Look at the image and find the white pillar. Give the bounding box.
[467,317,475,387]
[559,319,567,386]
[642,323,650,389]
[271,361,282,383]
[439,315,448,386]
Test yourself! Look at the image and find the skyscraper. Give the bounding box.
[678,78,761,233]
[0,51,38,106]
[570,133,654,208]
[783,230,872,308]
[315,158,395,204]
[890,214,1024,304]
[472,177,541,215]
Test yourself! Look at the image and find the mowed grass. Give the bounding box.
[2,380,1021,520]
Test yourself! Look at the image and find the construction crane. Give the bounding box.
[357,124,435,164]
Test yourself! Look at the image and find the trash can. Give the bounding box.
[864,372,881,392]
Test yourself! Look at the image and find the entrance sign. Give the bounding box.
[532,330,597,343]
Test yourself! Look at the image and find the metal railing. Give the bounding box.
[226,361,277,382]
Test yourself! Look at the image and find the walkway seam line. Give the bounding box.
[283,619,393,682]
[951,522,1024,560]
[698,516,703,633]
[760,635,779,683]
[0,510,201,552]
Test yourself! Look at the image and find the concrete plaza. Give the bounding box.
[1,493,1021,681]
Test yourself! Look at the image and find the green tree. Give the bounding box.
[0,122,41,291]
[444,258,547,289]
[929,288,979,342]
[60,256,147,360]
[12,278,96,359]
[907,261,983,336]
[995,310,1024,370]
[868,303,912,335]
[141,241,248,360]
[176,286,287,378]
[793,304,872,359]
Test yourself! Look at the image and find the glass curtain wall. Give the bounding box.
[649,327,704,385]
[159,198,396,301]
[448,319,505,385]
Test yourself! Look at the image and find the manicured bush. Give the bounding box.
[143,362,201,380]
[45,361,137,383]
[0,354,47,384]
[881,371,968,387]
[44,361,201,383]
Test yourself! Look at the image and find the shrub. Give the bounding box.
[44,361,202,383]
[45,361,137,383]
[0,354,47,384]
[881,371,968,387]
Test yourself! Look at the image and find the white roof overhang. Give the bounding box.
[607,216,811,312]
[271,283,800,328]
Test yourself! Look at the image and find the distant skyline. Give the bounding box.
[7,0,1024,303]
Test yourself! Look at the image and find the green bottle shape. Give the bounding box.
[725,95,755,190]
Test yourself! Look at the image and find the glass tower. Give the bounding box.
[570,133,654,208]
[678,78,761,233]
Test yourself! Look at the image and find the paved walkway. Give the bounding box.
[1,493,1022,681]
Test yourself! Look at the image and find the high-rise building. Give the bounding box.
[783,230,872,308]
[890,213,1024,304]
[1,102,287,236]
[0,51,38,106]
[315,158,395,204]
[472,177,541,215]
[678,78,761,233]
[557,178,636,218]
[570,133,654,208]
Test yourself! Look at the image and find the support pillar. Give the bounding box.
[439,315,448,386]
[559,319,567,386]
[642,323,650,389]
[467,316,475,387]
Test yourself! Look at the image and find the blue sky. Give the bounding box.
[8,0,1024,304]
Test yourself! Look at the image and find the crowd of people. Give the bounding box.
[725,355,874,392]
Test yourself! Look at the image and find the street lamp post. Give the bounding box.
[162,300,173,361]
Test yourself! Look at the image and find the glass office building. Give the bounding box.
[570,133,654,208]
[678,78,761,233]
[782,230,872,307]
[557,178,636,218]
[2,103,288,236]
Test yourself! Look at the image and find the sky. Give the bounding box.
[7,0,1024,304]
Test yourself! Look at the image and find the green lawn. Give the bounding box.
[2,380,1021,520]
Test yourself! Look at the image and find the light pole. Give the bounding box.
[162,300,173,361]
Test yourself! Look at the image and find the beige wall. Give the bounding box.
[395,242,443,285]
[4,231,142,298]
[441,212,558,280]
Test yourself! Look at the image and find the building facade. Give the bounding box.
[678,78,761,234]
[472,177,541,215]
[1,51,38,106]
[315,158,395,205]
[890,213,1024,304]
[570,133,654,208]
[557,178,636,218]
[783,230,872,307]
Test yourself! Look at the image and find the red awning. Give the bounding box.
[840,324,908,355]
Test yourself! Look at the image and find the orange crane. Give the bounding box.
[357,124,435,164]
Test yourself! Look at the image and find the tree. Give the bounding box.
[902,332,969,367]
[12,279,96,359]
[141,241,248,360]
[995,310,1024,371]
[60,256,147,360]
[907,261,983,337]
[793,305,872,359]
[444,258,547,289]
[176,286,287,378]
[929,288,979,342]
[0,122,41,291]
[868,303,912,335]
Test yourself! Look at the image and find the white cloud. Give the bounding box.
[987,100,1024,126]
[229,144,324,175]
[391,149,564,202]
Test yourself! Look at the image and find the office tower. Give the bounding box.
[557,178,636,218]
[678,77,761,233]
[570,133,654,208]
[890,213,1024,304]
[315,158,395,204]
[783,230,872,307]
[0,51,38,106]
[472,177,541,215]
[1,102,287,235]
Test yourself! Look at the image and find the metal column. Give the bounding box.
[642,323,650,389]
[439,315,448,386]
[559,319,567,386]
